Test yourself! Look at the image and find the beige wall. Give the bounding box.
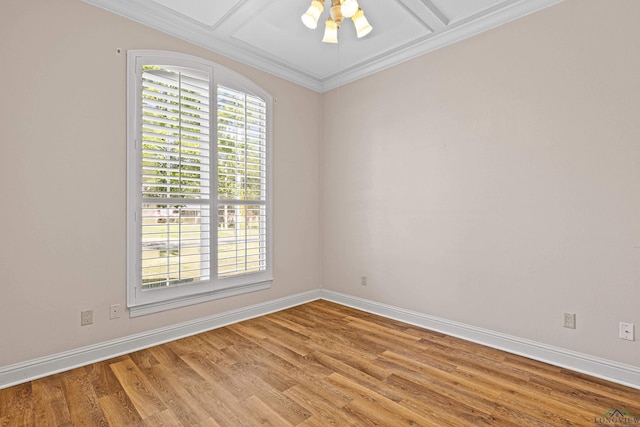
[322,0,640,367]
[0,0,322,366]
[2,0,639,372]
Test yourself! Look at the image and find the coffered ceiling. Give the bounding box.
[82,0,562,92]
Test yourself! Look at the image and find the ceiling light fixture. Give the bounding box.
[301,0,372,43]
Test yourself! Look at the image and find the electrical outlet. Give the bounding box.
[360,275,368,286]
[81,310,93,326]
[563,312,576,329]
[620,322,635,341]
[110,304,121,320]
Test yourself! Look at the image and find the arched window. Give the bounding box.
[127,50,272,316]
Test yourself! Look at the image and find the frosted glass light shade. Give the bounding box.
[340,0,359,18]
[302,1,324,29]
[322,18,338,43]
[353,8,372,38]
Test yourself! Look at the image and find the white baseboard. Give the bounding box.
[2,288,639,391]
[319,290,640,390]
[0,290,323,389]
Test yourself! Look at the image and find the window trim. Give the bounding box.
[127,50,273,317]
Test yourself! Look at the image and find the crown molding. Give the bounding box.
[82,0,325,91]
[83,0,562,93]
[84,0,562,92]
[320,0,563,91]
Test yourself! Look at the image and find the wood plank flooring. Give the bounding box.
[1,300,639,426]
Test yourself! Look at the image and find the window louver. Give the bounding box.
[140,66,211,289]
[217,85,268,278]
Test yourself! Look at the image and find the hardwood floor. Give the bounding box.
[1,300,639,426]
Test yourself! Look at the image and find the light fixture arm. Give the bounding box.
[330,0,344,27]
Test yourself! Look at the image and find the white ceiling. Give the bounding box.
[83,0,562,92]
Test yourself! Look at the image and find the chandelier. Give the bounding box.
[301,0,373,43]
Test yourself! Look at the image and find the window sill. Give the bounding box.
[128,279,273,318]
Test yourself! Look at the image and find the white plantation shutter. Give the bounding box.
[128,51,272,315]
[140,66,211,290]
[217,85,268,278]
